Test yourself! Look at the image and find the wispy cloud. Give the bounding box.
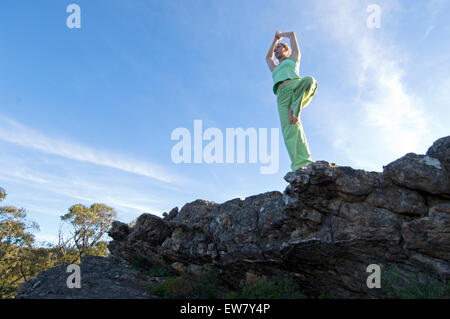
[312,1,431,168]
[0,161,170,246]
[420,0,449,40]
[0,165,164,215]
[0,114,181,184]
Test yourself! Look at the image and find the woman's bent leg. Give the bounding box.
[291,76,317,117]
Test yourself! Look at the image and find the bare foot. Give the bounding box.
[295,166,308,172]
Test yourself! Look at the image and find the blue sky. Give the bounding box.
[0,0,449,245]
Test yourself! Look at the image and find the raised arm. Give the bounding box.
[266,31,281,72]
[279,31,300,63]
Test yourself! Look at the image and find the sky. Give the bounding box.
[0,0,449,245]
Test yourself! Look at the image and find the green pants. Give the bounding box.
[276,76,317,171]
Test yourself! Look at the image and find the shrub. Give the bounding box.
[381,264,449,299]
[148,269,222,298]
[130,254,171,277]
[145,266,171,277]
[226,276,306,299]
[130,254,152,269]
[318,291,335,299]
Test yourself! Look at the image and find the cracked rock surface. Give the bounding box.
[17,136,450,298]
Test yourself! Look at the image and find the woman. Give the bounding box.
[266,30,317,172]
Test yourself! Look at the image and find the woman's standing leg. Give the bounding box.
[277,81,314,171]
[289,76,317,170]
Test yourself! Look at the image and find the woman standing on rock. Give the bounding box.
[266,30,317,172]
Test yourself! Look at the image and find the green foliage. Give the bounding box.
[318,291,335,299]
[145,266,171,277]
[226,276,306,299]
[128,218,137,228]
[130,254,152,269]
[0,186,119,298]
[130,254,171,277]
[224,290,240,298]
[0,206,38,249]
[59,203,117,263]
[148,269,222,299]
[149,271,306,299]
[0,189,42,298]
[0,187,5,201]
[381,264,450,299]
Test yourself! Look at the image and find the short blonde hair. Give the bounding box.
[279,42,291,56]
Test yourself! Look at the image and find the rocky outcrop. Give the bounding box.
[15,256,160,299]
[107,136,450,298]
[16,136,450,298]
